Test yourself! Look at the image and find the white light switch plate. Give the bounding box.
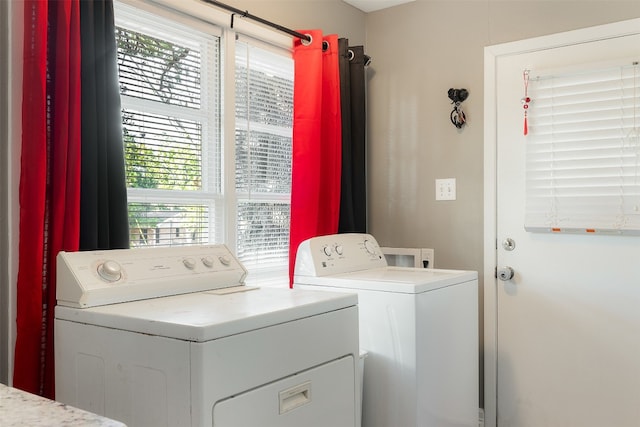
[435,178,456,200]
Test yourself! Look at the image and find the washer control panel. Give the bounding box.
[294,233,388,277]
[57,245,247,308]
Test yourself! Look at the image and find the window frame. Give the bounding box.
[114,0,294,281]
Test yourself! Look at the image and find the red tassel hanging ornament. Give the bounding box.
[522,69,531,136]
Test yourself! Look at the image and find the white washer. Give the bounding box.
[294,233,478,427]
[55,245,360,427]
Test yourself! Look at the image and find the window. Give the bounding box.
[235,39,293,274]
[525,61,640,234]
[115,2,293,280]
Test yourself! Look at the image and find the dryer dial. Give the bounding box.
[183,258,197,269]
[202,256,215,268]
[97,260,122,282]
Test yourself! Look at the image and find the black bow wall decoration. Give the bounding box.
[448,88,468,129]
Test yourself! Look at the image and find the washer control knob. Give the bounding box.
[323,246,333,257]
[363,239,377,255]
[218,255,231,266]
[183,258,197,270]
[201,256,214,268]
[334,245,344,256]
[97,260,122,282]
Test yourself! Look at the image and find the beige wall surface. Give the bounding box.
[365,0,640,279]
[220,0,367,45]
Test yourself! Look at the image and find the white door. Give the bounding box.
[486,21,640,427]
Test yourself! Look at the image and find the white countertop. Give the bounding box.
[0,383,126,427]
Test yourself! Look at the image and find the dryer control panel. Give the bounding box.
[295,233,387,277]
[57,245,248,308]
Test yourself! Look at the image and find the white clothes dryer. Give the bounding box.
[294,233,478,427]
[55,245,360,427]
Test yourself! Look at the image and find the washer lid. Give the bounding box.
[294,267,477,294]
[54,287,357,342]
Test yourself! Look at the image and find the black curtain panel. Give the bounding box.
[338,39,367,233]
[338,38,355,232]
[79,0,129,250]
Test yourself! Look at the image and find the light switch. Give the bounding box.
[435,178,456,201]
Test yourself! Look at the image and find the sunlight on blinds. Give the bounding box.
[235,40,293,271]
[525,61,640,234]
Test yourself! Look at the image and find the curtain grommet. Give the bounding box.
[301,34,313,46]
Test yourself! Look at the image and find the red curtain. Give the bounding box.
[14,0,81,398]
[288,31,342,286]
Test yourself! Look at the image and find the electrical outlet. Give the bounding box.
[435,178,456,201]
[422,248,435,268]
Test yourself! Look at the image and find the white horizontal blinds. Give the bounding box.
[236,202,291,267]
[115,5,222,247]
[116,27,201,108]
[525,61,640,234]
[235,40,294,269]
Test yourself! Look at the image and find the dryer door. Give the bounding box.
[213,355,356,427]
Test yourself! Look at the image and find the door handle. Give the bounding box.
[497,266,515,281]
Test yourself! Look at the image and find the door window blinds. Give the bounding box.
[525,61,640,234]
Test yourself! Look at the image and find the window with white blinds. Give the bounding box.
[116,5,222,248]
[115,2,294,278]
[525,61,640,234]
[235,40,293,273]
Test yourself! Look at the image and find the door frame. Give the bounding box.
[482,18,640,427]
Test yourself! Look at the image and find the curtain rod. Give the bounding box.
[200,0,311,42]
